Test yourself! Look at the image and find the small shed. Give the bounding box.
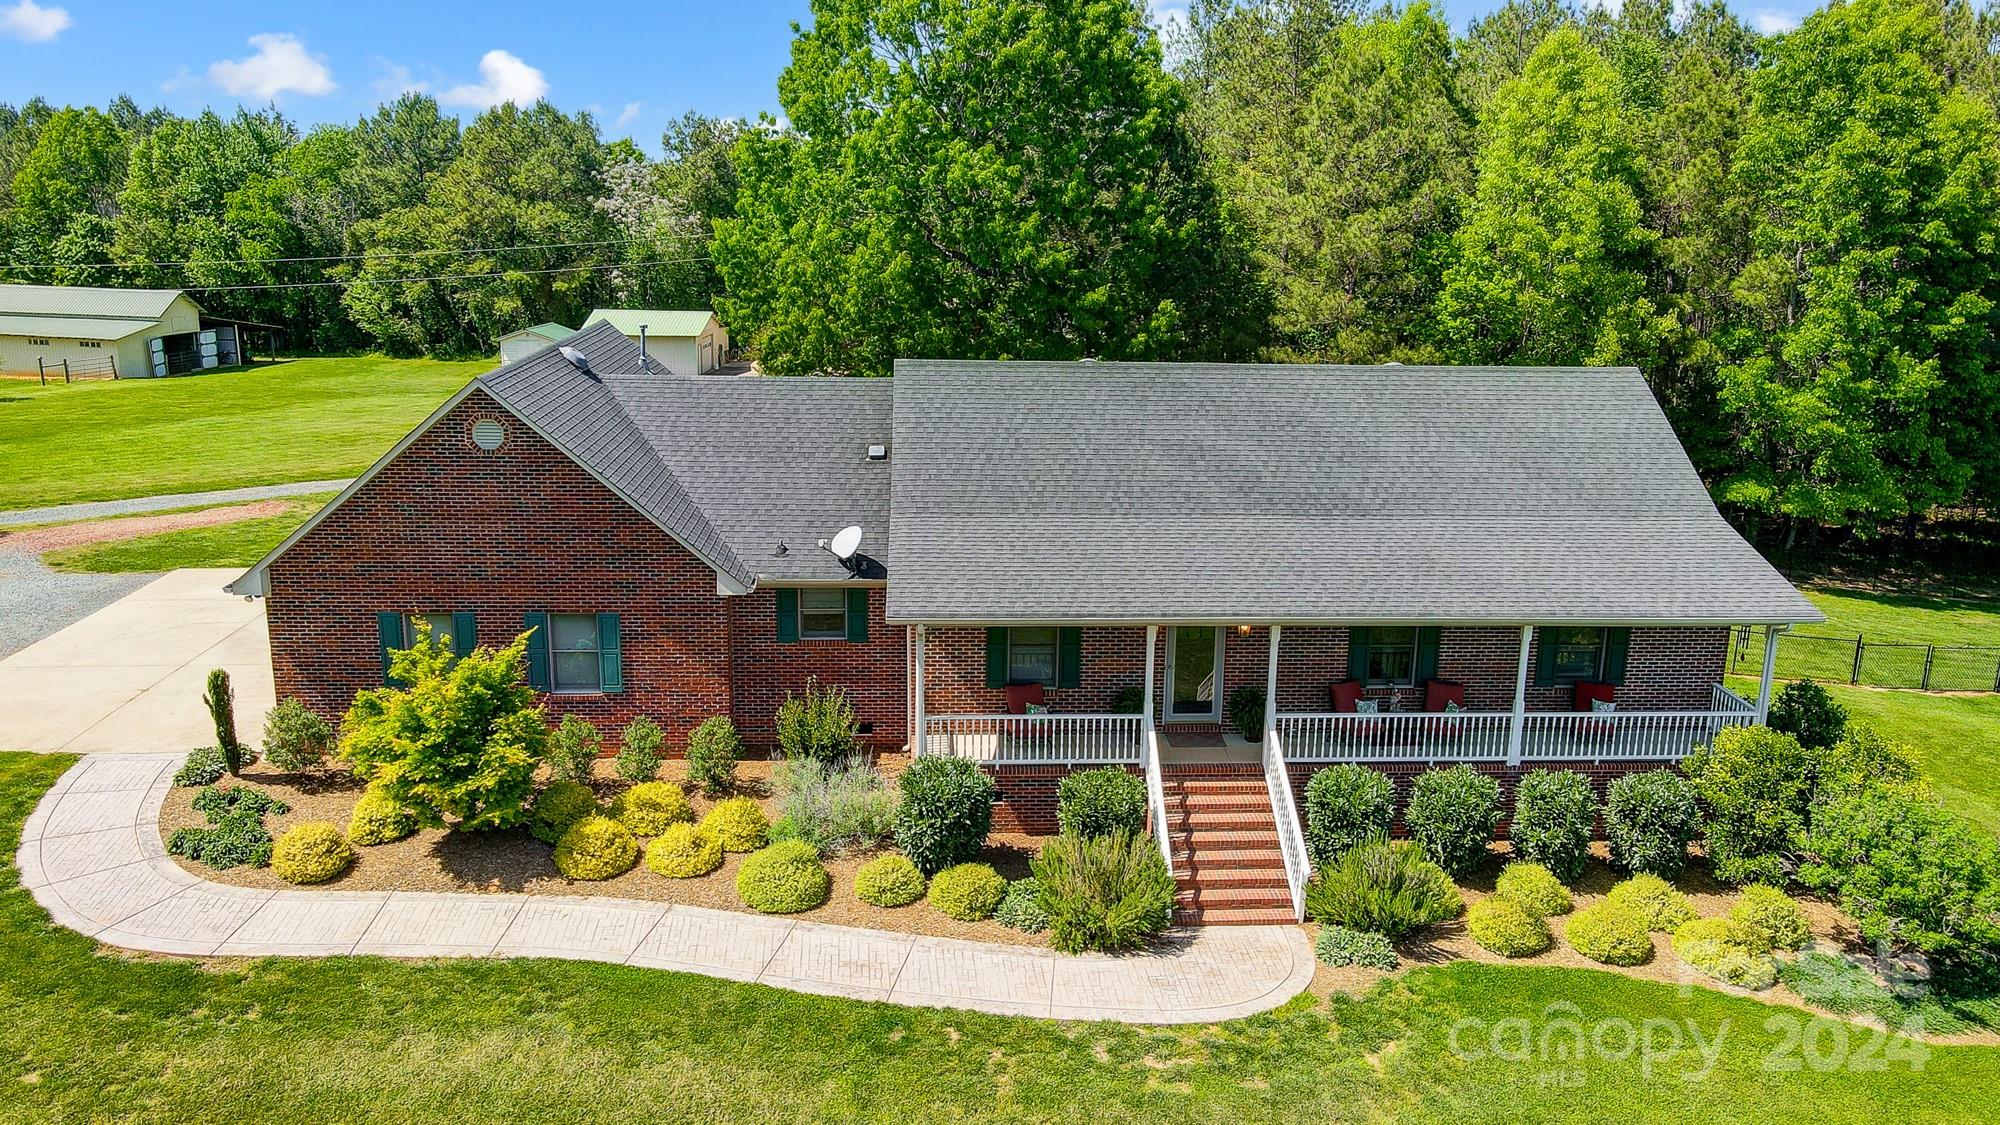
[0,284,221,379]
[495,322,575,365]
[583,309,730,375]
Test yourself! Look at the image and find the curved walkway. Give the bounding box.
[19,754,1317,1025]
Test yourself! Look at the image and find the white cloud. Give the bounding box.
[371,61,428,100]
[208,33,336,99]
[1,0,70,43]
[1753,9,1799,33]
[440,49,548,109]
[1146,0,1189,36]
[613,101,644,129]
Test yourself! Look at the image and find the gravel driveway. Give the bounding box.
[0,551,155,658]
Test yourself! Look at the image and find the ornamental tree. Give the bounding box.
[337,626,547,831]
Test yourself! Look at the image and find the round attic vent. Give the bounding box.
[471,419,505,451]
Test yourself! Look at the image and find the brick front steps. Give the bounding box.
[1158,765,1296,926]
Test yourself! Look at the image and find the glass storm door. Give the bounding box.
[1165,626,1223,721]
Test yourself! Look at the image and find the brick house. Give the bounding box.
[229,323,1820,923]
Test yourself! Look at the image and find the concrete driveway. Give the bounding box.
[0,568,274,753]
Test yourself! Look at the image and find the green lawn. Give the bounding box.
[2,753,1996,1123]
[0,356,483,511]
[1729,585,2000,689]
[40,494,336,574]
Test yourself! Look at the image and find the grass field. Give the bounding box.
[41,493,336,573]
[1731,586,2000,690]
[2,753,1997,1124]
[0,356,482,512]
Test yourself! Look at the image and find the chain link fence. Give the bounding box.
[1730,627,2000,692]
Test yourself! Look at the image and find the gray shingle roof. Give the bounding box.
[886,360,1821,625]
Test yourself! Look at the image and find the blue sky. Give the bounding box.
[2,0,1814,152]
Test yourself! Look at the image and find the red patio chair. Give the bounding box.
[1329,679,1362,713]
[1005,683,1047,715]
[1573,681,1617,740]
[1423,680,1468,741]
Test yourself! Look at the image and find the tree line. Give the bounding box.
[4,0,1999,542]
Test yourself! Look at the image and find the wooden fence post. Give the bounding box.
[61,359,70,384]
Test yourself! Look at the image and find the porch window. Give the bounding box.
[1365,626,1418,686]
[799,588,847,639]
[1008,627,1060,686]
[983,627,1083,689]
[1544,627,1606,683]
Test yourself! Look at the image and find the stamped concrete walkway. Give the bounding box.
[20,753,1317,1024]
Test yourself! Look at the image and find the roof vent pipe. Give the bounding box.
[639,323,650,372]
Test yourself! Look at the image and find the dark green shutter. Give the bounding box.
[845,588,869,643]
[523,612,550,691]
[1414,627,1441,684]
[451,612,477,658]
[1347,627,1371,681]
[377,612,404,686]
[1057,627,1084,689]
[985,628,1009,688]
[775,589,799,643]
[1534,628,1556,687]
[598,613,623,693]
[1603,627,1630,685]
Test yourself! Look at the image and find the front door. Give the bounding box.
[1164,625,1223,721]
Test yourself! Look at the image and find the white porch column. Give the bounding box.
[1755,624,1778,724]
[1264,624,1282,742]
[913,624,927,757]
[1143,625,1159,733]
[1508,625,1533,766]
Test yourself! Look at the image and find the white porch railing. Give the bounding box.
[920,713,1143,765]
[1519,708,1755,762]
[1276,711,1514,762]
[1261,728,1311,920]
[1142,723,1173,877]
[1712,683,1755,714]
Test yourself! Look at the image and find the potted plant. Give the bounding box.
[1228,684,1267,743]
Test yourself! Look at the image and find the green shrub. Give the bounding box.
[1565,902,1654,966]
[270,821,353,883]
[685,715,742,796]
[1673,916,1778,989]
[701,796,770,852]
[736,839,831,913]
[1403,765,1501,877]
[854,853,926,906]
[347,782,417,846]
[1683,725,1813,884]
[645,823,723,878]
[1304,837,1461,940]
[338,629,547,831]
[994,878,1049,932]
[610,781,693,836]
[1108,685,1145,714]
[776,757,898,854]
[1494,861,1572,918]
[547,715,603,785]
[205,668,246,776]
[1467,895,1551,956]
[614,716,664,782]
[1056,767,1146,839]
[1768,679,1846,750]
[769,815,805,844]
[168,784,289,869]
[894,756,996,874]
[1303,765,1395,867]
[775,678,859,763]
[553,815,638,880]
[1032,831,1176,953]
[1730,884,1811,951]
[927,863,1007,920]
[1605,873,1698,931]
[1227,683,1266,741]
[1315,925,1398,970]
[1812,725,1919,802]
[529,780,599,844]
[173,746,226,788]
[1510,769,1595,883]
[261,698,333,771]
[1604,769,1698,878]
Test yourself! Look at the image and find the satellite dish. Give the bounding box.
[559,345,593,375]
[827,525,864,561]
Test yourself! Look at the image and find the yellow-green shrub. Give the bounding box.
[645,823,722,878]
[1673,916,1778,989]
[927,862,1007,920]
[347,783,417,846]
[1467,895,1551,956]
[855,853,926,907]
[1730,884,1811,950]
[1605,873,1697,931]
[553,815,638,880]
[530,780,599,844]
[1494,861,1572,917]
[270,821,353,884]
[701,796,769,852]
[736,839,830,913]
[611,781,692,836]
[1565,902,1654,965]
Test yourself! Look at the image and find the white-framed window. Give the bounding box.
[550,612,603,692]
[1366,626,1419,686]
[404,612,457,648]
[1007,627,1060,687]
[799,588,848,640]
[1544,627,1607,684]
[78,340,101,348]
[28,338,50,346]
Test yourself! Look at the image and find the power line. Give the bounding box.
[180,256,712,292]
[1,236,652,272]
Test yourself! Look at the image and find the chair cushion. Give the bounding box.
[1354,699,1380,715]
[1424,679,1466,712]
[1005,683,1047,715]
[1573,681,1616,711]
[1589,699,1616,714]
[1330,679,1363,712]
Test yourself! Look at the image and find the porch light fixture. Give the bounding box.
[1237,624,1253,637]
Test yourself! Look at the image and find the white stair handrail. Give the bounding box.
[1261,727,1310,921]
[1143,721,1173,878]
